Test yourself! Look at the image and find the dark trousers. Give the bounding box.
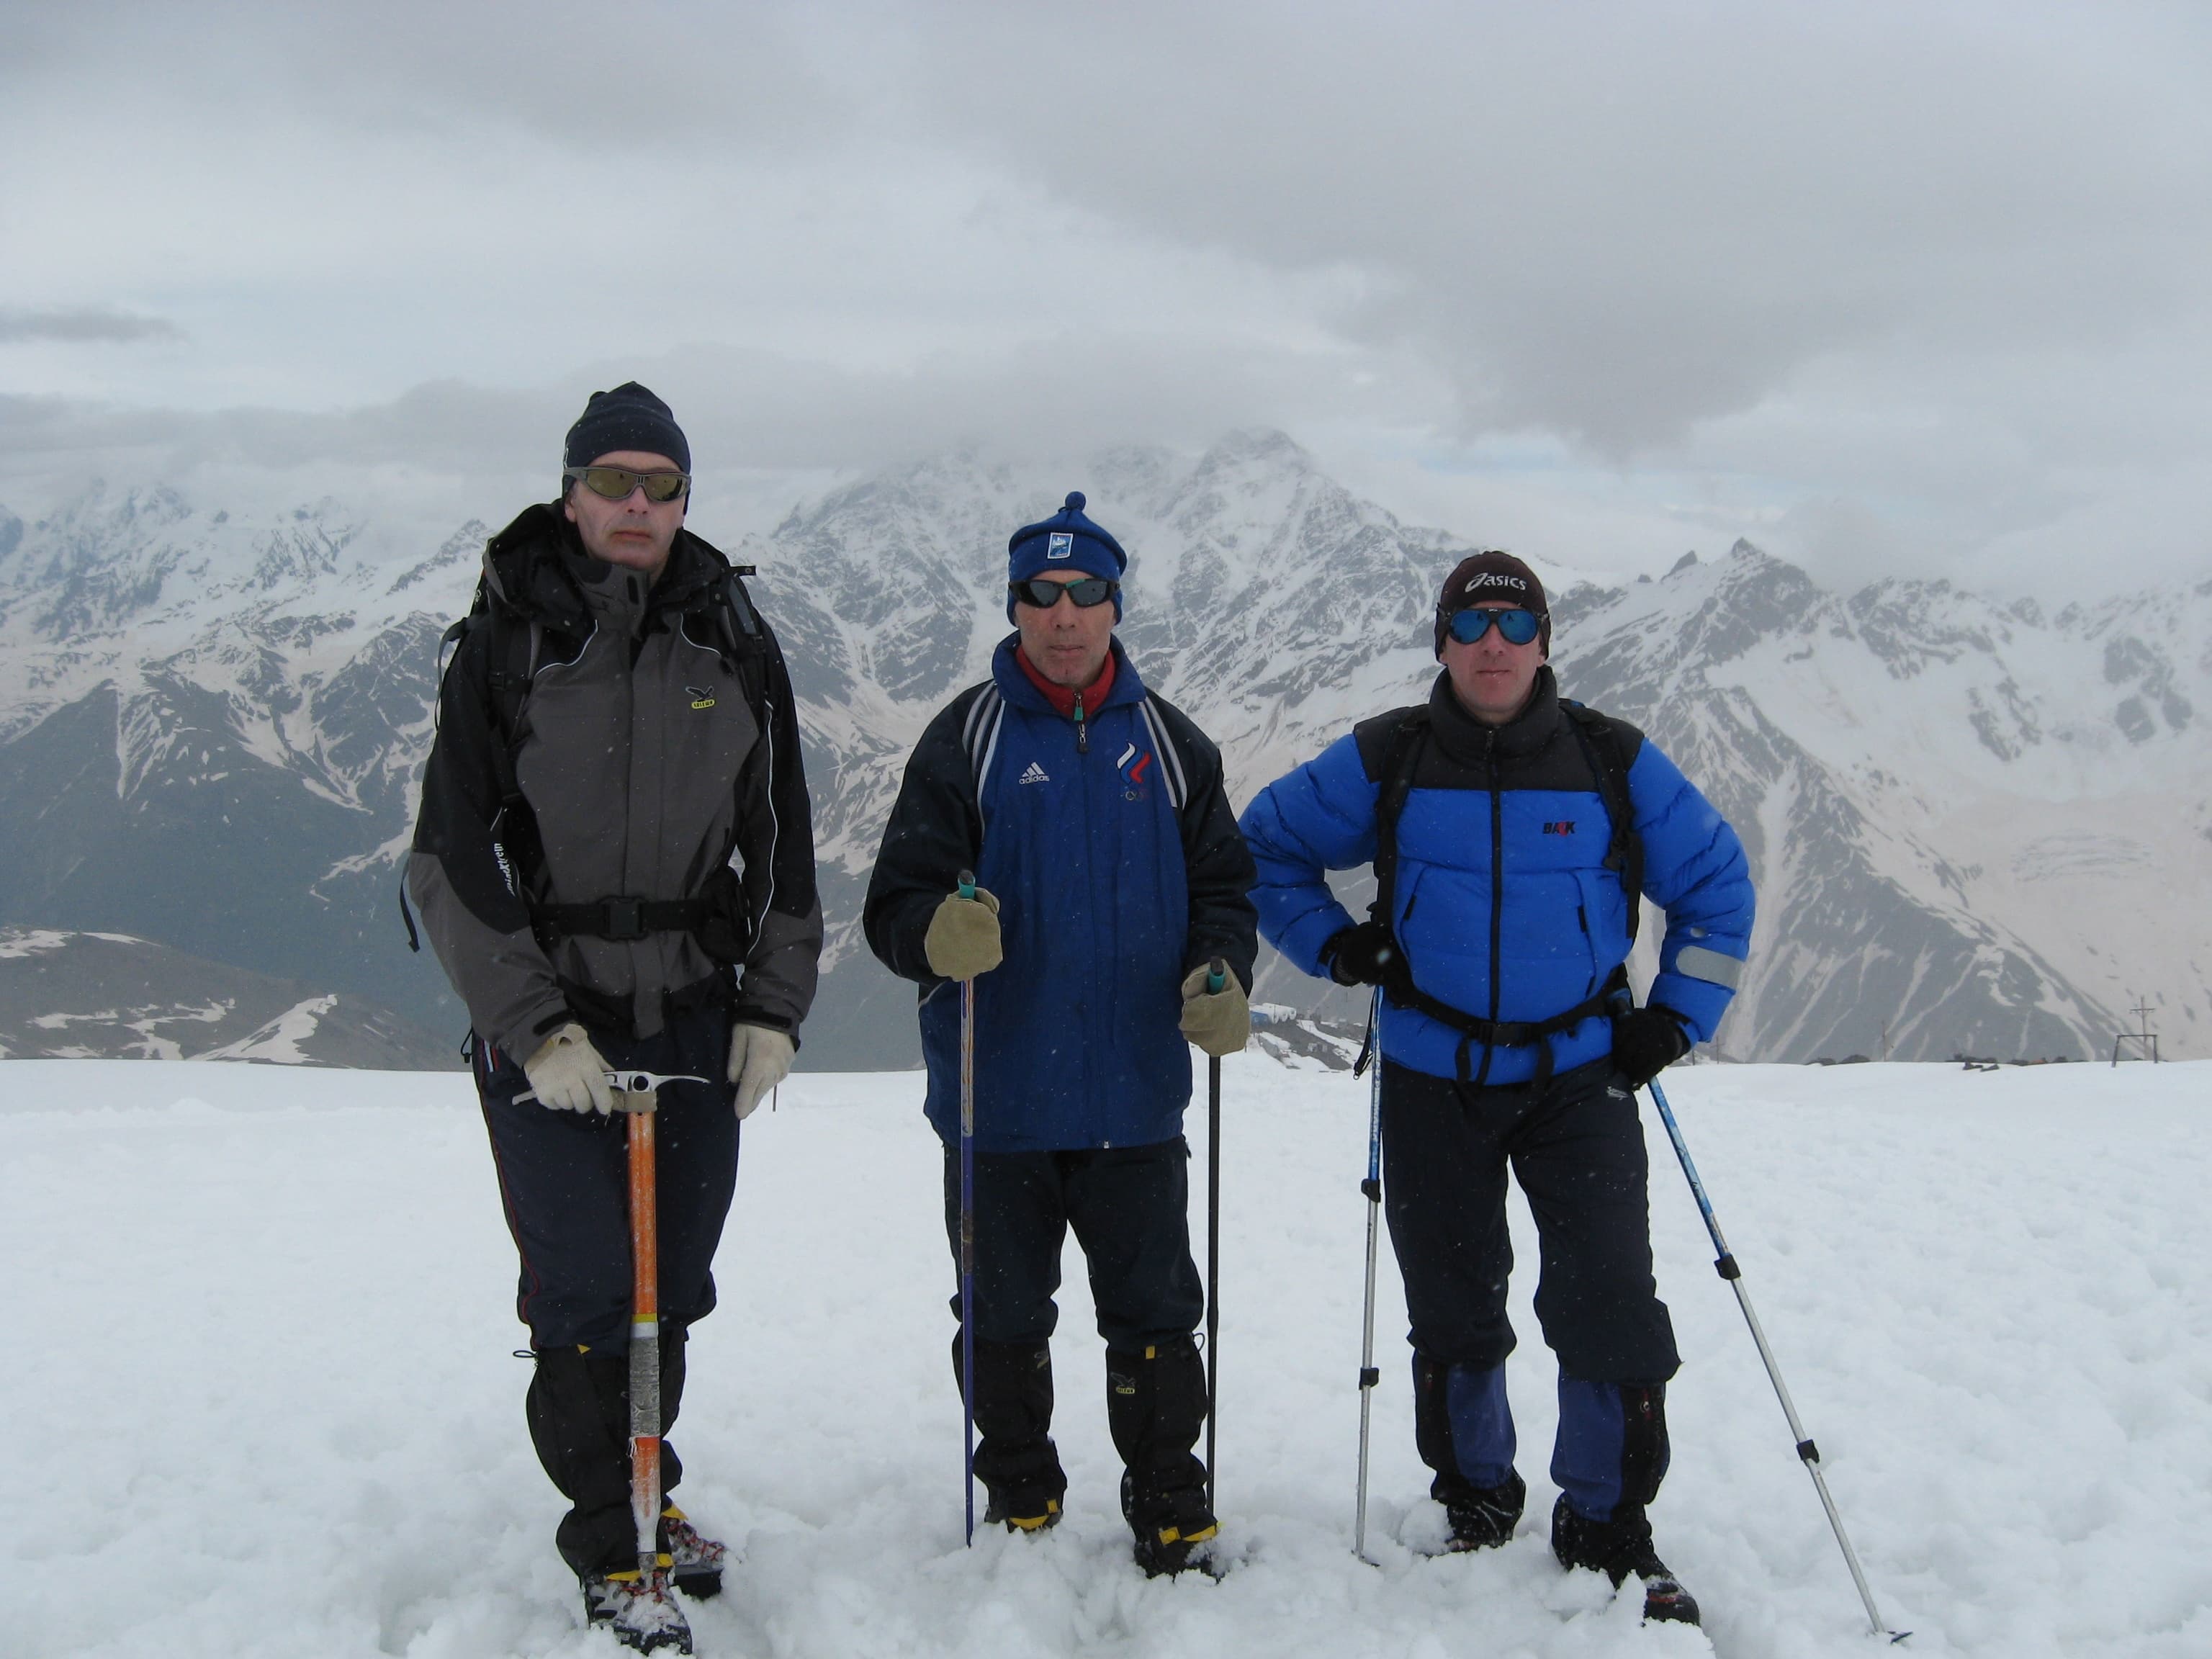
[475,1003,740,1351]
[940,1137,1204,1349]
[1382,1056,1678,1522]
[472,1002,738,1573]
[940,1138,1211,1529]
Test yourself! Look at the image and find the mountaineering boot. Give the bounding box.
[528,1332,693,1579]
[1550,1494,1701,1626]
[953,1334,1068,1532]
[581,1568,694,1654]
[1412,1354,1524,1550]
[660,1505,726,1598]
[1106,1337,1218,1576]
[1442,1469,1527,1552]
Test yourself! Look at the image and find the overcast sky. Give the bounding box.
[4,1,2208,593]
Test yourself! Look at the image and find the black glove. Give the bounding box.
[1611,1005,1691,1088]
[1324,920,1405,991]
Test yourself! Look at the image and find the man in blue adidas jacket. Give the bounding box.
[1239,550,1753,1625]
[863,493,1258,1575]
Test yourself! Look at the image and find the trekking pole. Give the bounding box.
[624,1078,666,1583]
[957,871,980,1548]
[1645,1069,1908,1643]
[1203,958,1226,1514]
[1352,986,1385,1564]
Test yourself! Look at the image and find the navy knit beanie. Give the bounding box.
[1006,491,1128,620]
[563,382,691,477]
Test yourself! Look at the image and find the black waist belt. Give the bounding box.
[1388,963,1628,1089]
[531,896,713,943]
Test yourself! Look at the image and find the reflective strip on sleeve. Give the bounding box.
[1676,944,1745,988]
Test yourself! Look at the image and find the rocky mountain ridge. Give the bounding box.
[0,433,2200,1067]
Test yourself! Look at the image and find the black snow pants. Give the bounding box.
[473,1001,739,1575]
[1382,1054,1678,1524]
[940,1136,1210,1532]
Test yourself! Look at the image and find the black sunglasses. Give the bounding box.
[1010,576,1119,610]
[565,465,691,505]
[1442,606,1542,646]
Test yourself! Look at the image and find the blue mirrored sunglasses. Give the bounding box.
[1442,606,1542,646]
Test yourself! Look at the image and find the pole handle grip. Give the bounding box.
[956,868,976,902]
[1206,956,1227,994]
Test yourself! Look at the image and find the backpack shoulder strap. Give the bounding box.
[1369,706,1431,931]
[1559,699,1642,943]
[701,565,774,726]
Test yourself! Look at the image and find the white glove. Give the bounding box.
[727,1022,795,1120]
[523,1023,616,1115]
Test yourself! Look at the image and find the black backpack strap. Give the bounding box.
[1560,700,1642,943]
[1368,708,1430,938]
[704,565,774,728]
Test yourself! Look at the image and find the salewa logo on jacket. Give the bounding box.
[1019,761,1050,785]
[1542,820,1576,834]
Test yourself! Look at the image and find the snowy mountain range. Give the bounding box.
[0,927,453,1066]
[0,431,2202,1068]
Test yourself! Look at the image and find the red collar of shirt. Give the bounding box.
[1014,644,1116,717]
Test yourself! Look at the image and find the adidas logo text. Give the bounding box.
[1019,762,1050,786]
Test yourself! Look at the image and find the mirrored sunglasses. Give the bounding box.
[1010,576,1119,610]
[565,466,691,504]
[1443,606,1542,646]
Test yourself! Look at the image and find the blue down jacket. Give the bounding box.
[864,637,1258,1152]
[1240,668,1754,1084]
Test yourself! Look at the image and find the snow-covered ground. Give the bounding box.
[2,1056,2206,1658]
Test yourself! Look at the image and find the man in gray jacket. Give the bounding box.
[408,382,821,1653]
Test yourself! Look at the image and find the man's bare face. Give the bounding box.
[563,449,687,580]
[1013,569,1116,689]
[1442,601,1547,725]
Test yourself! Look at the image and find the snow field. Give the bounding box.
[1,1057,2207,1658]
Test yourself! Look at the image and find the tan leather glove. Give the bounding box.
[727,1022,796,1120]
[523,1022,616,1114]
[923,885,1002,981]
[1178,964,1250,1058]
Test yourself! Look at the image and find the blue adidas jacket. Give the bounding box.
[863,637,1258,1152]
[1240,669,1753,1084]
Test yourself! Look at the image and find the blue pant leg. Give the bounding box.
[1552,1377,1671,1523]
[1508,1058,1678,1523]
[1413,1354,1519,1493]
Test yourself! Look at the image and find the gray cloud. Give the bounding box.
[4,2,2210,593]
[0,307,181,344]
[0,332,1407,480]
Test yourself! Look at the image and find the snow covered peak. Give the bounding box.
[0,435,2202,1067]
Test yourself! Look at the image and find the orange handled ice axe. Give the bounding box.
[626,1077,667,1580]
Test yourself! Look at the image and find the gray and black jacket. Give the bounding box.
[408,503,822,1058]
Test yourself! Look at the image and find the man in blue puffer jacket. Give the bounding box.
[864,492,1257,1575]
[1239,550,1752,1625]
